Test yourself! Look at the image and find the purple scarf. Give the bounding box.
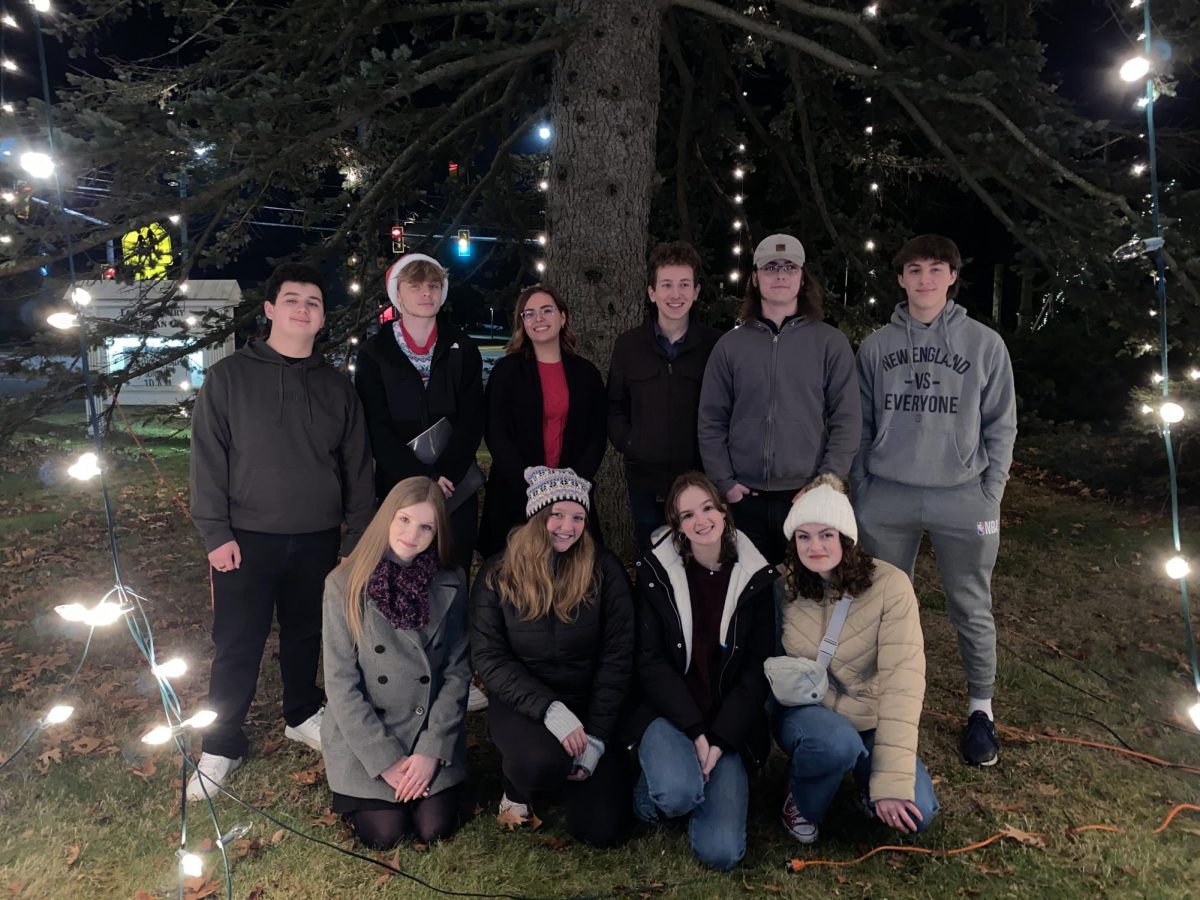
[366,549,437,631]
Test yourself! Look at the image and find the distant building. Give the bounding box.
[63,279,240,405]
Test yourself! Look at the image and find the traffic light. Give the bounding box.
[102,265,117,280]
[456,229,471,258]
[390,225,405,254]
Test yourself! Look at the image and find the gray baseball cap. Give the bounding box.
[753,234,806,269]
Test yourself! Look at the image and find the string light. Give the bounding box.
[141,725,174,745]
[537,179,548,191]
[864,239,877,251]
[536,124,551,141]
[348,281,361,294]
[31,0,50,11]
[1152,373,1164,384]
[869,182,880,192]
[1,58,18,72]
[349,336,359,346]
[46,311,78,329]
[168,214,181,224]
[732,220,742,230]
[864,3,879,16]
[1119,56,1150,81]
[151,658,188,679]
[1188,369,1200,381]
[1165,557,1190,580]
[0,234,12,244]
[868,296,877,305]
[55,600,128,627]
[733,167,744,179]
[1160,402,1184,424]
[733,194,743,204]
[71,288,91,306]
[20,151,54,178]
[179,853,203,878]
[736,142,745,152]
[864,125,874,135]
[43,705,74,725]
[732,245,742,256]
[1141,404,1154,414]
[187,709,217,728]
[67,452,100,480]
[536,233,547,246]
[1131,162,1147,175]
[1,102,13,114]
[728,270,740,282]
[534,261,546,273]
[1,13,17,27]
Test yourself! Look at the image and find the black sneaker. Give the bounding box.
[960,711,999,766]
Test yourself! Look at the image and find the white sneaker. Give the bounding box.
[284,707,323,752]
[498,792,530,822]
[186,753,243,802]
[467,683,489,712]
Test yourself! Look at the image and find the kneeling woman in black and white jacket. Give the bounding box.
[320,476,470,850]
[626,471,777,871]
[470,466,635,847]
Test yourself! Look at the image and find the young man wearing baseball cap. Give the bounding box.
[851,234,1016,767]
[354,253,484,574]
[697,234,860,565]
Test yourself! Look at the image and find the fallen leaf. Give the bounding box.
[195,838,214,853]
[312,812,338,827]
[64,844,80,867]
[260,737,284,757]
[999,824,1046,848]
[183,877,222,900]
[288,760,325,786]
[534,834,570,850]
[70,736,106,755]
[129,759,157,780]
[133,891,155,900]
[270,828,286,846]
[7,881,27,894]
[496,806,528,831]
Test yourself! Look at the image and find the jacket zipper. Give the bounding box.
[764,323,779,487]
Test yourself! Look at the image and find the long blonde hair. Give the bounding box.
[339,476,453,645]
[488,506,598,622]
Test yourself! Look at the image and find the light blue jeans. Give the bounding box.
[634,717,749,871]
[772,704,939,831]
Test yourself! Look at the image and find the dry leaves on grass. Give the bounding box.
[533,834,570,850]
[182,875,222,899]
[999,824,1047,848]
[496,807,543,831]
[288,760,325,786]
[128,758,157,780]
[64,844,80,867]
[260,737,284,757]
[372,849,402,888]
[70,735,108,755]
[35,746,62,774]
[312,812,339,827]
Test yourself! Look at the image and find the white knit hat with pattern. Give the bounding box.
[524,466,592,519]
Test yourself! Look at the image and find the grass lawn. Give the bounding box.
[1,409,1199,899]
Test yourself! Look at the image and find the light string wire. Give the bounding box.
[1138,1,1200,698]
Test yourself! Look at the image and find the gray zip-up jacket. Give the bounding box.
[697,316,861,493]
[852,301,1016,499]
[189,339,375,555]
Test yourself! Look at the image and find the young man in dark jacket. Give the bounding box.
[698,234,861,566]
[852,235,1016,768]
[354,253,484,574]
[607,241,720,553]
[187,262,374,801]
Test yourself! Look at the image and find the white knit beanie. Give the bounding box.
[782,480,858,544]
[524,466,592,519]
[385,253,450,310]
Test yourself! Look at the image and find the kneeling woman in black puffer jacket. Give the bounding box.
[626,471,776,871]
[470,466,634,847]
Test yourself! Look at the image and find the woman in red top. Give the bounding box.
[477,284,607,557]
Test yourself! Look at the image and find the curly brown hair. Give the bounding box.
[782,534,876,602]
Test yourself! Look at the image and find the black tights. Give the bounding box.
[346,785,461,850]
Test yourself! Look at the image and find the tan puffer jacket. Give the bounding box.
[777,559,925,802]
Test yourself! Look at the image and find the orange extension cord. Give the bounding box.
[788,713,1200,873]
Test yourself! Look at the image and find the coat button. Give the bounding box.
[419,675,430,684]
[677,642,683,648]
[648,582,655,588]
[377,675,388,684]
[415,706,425,715]
[374,645,385,653]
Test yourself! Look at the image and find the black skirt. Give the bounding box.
[331,791,406,814]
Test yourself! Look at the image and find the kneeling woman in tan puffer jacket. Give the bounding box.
[772,474,938,845]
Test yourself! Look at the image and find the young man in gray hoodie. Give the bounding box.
[187,262,374,800]
[852,235,1016,767]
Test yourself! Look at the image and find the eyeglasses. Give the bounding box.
[520,305,559,322]
[760,262,800,274]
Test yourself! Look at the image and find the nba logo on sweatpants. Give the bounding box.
[976,519,999,536]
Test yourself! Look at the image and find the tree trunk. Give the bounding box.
[547,0,662,558]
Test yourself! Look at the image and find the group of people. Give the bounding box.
[184,230,1016,870]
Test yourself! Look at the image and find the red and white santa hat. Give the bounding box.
[384,253,450,311]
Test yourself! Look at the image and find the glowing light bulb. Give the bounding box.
[56,600,127,626]
[44,705,74,725]
[71,288,91,306]
[349,281,361,294]
[1165,556,1190,580]
[456,237,469,255]
[1152,373,1164,384]
[168,214,181,224]
[865,96,872,104]
[1188,369,1200,381]
[0,234,12,244]
[67,452,101,480]
[869,182,879,192]
[732,220,742,230]
[1131,163,1146,176]
[865,240,876,251]
[864,125,874,135]
[187,709,218,729]
[1,102,13,113]
[1120,56,1150,82]
[733,194,744,204]
[1141,404,1153,414]
[1189,700,1200,731]
[732,245,742,256]
[180,853,203,878]
[729,270,740,282]
[535,261,546,273]
[142,725,174,745]
[1,59,17,72]
[185,315,197,327]
[1136,96,1150,109]
[537,233,547,246]
[178,380,191,392]
[864,3,879,16]
[1160,402,1184,424]
[350,337,359,345]
[31,0,51,12]
[47,312,78,330]
[537,124,551,141]
[733,167,744,179]
[868,296,877,305]
[2,13,17,27]
[537,179,549,191]
[152,658,187,679]
[736,143,746,152]
[20,151,53,178]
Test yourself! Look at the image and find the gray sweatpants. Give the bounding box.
[855,477,1000,701]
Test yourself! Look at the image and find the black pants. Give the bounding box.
[626,471,667,558]
[340,784,463,849]
[731,488,797,567]
[202,527,340,759]
[487,698,630,847]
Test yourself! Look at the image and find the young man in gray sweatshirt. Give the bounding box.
[852,235,1016,767]
[187,262,374,800]
[698,233,860,565]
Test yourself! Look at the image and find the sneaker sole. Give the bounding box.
[284,727,322,752]
[781,817,818,844]
[962,750,999,767]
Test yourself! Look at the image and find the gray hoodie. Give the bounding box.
[189,339,375,555]
[852,301,1016,498]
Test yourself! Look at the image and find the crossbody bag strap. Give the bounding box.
[815,595,854,669]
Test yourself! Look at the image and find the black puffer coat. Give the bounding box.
[469,548,634,741]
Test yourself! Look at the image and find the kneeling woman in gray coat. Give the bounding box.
[321,476,471,849]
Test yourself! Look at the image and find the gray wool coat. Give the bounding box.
[320,564,470,802]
